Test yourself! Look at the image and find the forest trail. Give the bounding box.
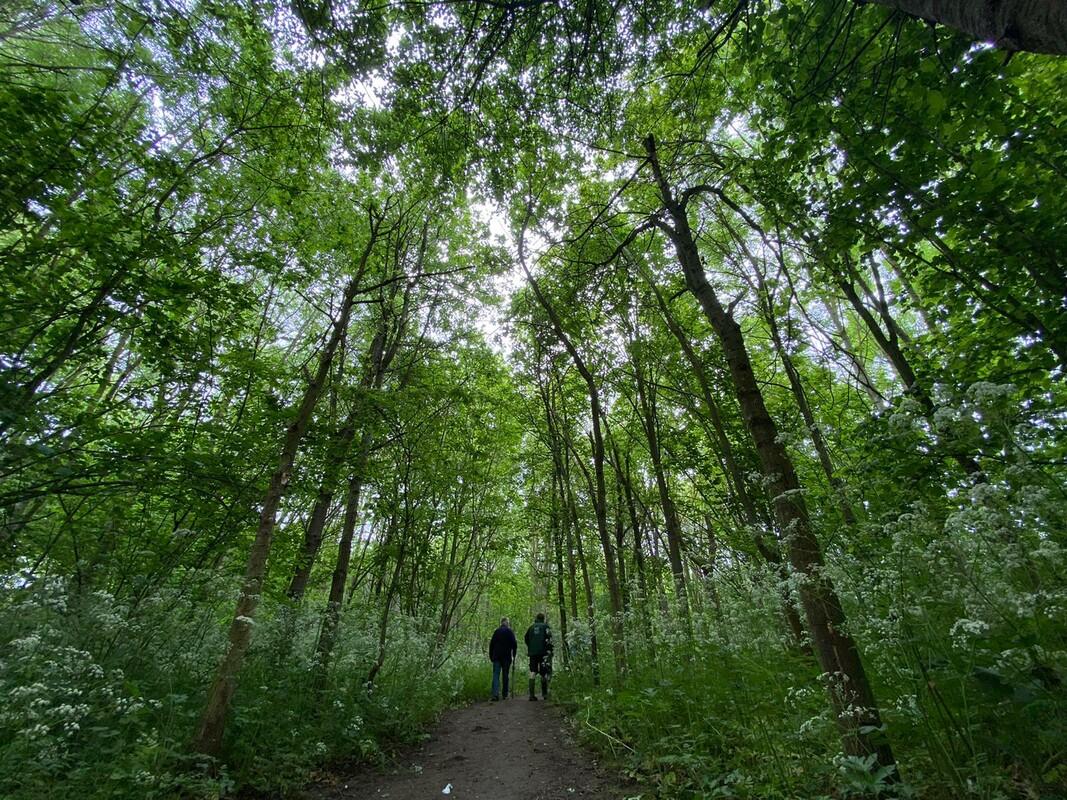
[310,697,627,800]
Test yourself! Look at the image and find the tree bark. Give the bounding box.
[646,278,807,646]
[286,489,334,603]
[839,260,982,476]
[644,134,896,773]
[540,371,581,630]
[825,297,886,410]
[646,280,761,525]
[611,471,630,612]
[315,284,412,678]
[564,445,600,684]
[626,338,691,623]
[519,229,625,676]
[191,217,380,758]
[313,434,373,678]
[550,467,570,666]
[752,269,858,527]
[608,438,654,649]
[865,0,1067,55]
[287,317,394,602]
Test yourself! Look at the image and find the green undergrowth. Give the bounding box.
[555,614,839,800]
[552,482,1067,800]
[0,573,486,799]
[558,625,1066,800]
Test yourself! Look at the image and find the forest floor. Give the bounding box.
[307,693,631,800]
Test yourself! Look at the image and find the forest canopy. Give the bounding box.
[1,1,1065,798]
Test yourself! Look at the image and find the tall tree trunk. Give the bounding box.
[701,514,723,617]
[880,250,939,335]
[314,435,373,677]
[550,468,570,666]
[752,269,858,527]
[315,321,405,675]
[839,269,920,392]
[825,297,886,409]
[435,490,465,650]
[626,340,691,624]
[286,489,334,602]
[539,372,579,645]
[644,134,896,773]
[565,434,616,664]
[365,520,408,686]
[564,446,600,684]
[519,232,625,676]
[839,259,981,476]
[561,468,581,625]
[647,278,807,645]
[287,319,393,602]
[192,219,380,757]
[609,439,653,651]
[611,473,630,613]
[646,280,761,526]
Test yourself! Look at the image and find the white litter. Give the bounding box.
[442,784,452,795]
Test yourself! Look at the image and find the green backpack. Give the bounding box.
[527,622,551,657]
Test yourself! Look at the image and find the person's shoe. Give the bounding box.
[491,695,499,702]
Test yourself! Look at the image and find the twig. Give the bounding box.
[583,715,636,754]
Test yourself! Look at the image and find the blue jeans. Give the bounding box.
[491,660,511,698]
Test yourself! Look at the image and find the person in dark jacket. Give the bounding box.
[488,616,517,701]
[524,612,553,701]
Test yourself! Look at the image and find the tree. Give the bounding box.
[866,0,1067,54]
[642,134,896,771]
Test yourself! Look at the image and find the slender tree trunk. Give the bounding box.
[435,493,464,650]
[753,271,858,527]
[701,515,723,617]
[644,135,896,772]
[647,278,806,645]
[627,343,690,623]
[825,298,886,409]
[564,447,599,684]
[313,435,372,676]
[561,471,580,625]
[191,220,379,757]
[619,450,648,605]
[520,242,625,675]
[647,280,761,525]
[93,328,131,403]
[287,321,390,602]
[315,273,416,676]
[881,250,938,334]
[609,440,653,651]
[287,490,334,602]
[839,270,920,391]
[550,468,570,666]
[612,474,630,612]
[365,523,407,686]
[839,260,981,476]
[539,374,579,636]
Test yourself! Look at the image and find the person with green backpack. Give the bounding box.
[523,612,553,701]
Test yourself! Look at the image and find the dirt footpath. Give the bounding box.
[311,697,630,800]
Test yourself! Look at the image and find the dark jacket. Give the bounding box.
[524,621,552,657]
[489,625,517,663]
